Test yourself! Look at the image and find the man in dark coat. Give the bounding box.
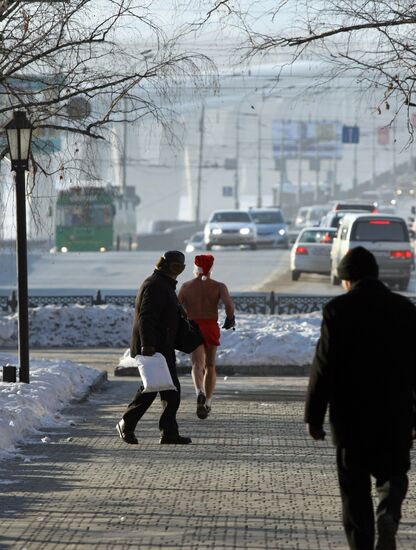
[305,246,416,550]
[116,250,192,445]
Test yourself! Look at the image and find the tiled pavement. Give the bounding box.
[0,375,415,550]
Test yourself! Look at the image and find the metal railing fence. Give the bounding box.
[2,290,416,315]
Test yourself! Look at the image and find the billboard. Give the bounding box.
[0,75,62,154]
[272,120,343,160]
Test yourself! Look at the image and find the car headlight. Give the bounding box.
[185,244,195,253]
[239,227,251,235]
[278,229,286,236]
[212,228,222,235]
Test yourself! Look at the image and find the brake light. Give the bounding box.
[296,246,308,255]
[370,220,390,224]
[390,250,413,259]
[322,233,332,243]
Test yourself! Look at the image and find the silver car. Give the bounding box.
[249,207,289,248]
[290,227,337,280]
[330,213,413,290]
[204,210,257,250]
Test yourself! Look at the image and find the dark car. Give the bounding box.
[332,202,377,213]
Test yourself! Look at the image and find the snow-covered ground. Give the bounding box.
[0,352,102,461]
[0,304,322,365]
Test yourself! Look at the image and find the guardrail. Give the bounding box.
[2,290,416,315]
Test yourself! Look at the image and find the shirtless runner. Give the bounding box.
[178,254,235,419]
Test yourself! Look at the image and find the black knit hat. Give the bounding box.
[156,250,185,270]
[163,250,185,265]
[337,246,379,281]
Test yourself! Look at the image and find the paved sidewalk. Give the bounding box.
[0,376,415,550]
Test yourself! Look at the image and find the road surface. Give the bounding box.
[1,244,415,296]
[0,248,289,294]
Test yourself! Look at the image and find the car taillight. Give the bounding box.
[370,220,390,224]
[390,250,413,259]
[296,246,308,255]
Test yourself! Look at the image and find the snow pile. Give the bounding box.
[120,312,323,367]
[212,313,322,366]
[0,304,133,347]
[0,352,102,460]
[0,304,323,366]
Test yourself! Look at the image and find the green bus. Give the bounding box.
[55,186,115,252]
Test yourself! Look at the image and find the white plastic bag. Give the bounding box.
[135,352,177,393]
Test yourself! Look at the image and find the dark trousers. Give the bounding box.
[336,446,410,550]
[122,363,181,437]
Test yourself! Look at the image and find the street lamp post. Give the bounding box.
[4,110,33,383]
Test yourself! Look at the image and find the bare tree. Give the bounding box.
[228,1,416,127]
[0,1,229,172]
[0,0,237,238]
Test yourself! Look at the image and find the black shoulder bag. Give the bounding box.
[175,315,203,354]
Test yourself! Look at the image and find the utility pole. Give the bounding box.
[195,105,205,222]
[297,121,302,205]
[277,120,286,207]
[314,131,320,202]
[257,114,262,208]
[122,98,128,199]
[392,121,397,183]
[353,141,358,192]
[235,113,240,209]
[372,117,376,188]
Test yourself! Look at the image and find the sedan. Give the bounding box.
[290,227,337,281]
[204,210,257,250]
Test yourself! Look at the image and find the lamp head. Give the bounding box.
[4,111,33,171]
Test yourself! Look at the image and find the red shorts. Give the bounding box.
[193,319,221,347]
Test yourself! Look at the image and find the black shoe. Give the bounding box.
[375,514,397,550]
[116,421,138,445]
[205,405,212,417]
[197,392,208,419]
[160,434,192,444]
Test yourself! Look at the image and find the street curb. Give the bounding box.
[70,370,108,403]
[113,365,311,377]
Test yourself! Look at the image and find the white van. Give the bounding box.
[330,213,413,290]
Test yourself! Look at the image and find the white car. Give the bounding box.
[204,210,257,250]
[290,227,337,281]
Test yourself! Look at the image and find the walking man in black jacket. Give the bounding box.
[305,246,416,550]
[117,250,192,445]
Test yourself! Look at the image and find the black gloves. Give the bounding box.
[141,346,155,356]
[222,315,235,330]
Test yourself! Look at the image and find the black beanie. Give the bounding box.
[337,246,379,281]
[156,250,185,270]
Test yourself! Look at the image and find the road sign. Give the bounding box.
[377,126,390,145]
[342,125,360,144]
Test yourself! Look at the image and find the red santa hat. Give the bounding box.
[194,254,214,278]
